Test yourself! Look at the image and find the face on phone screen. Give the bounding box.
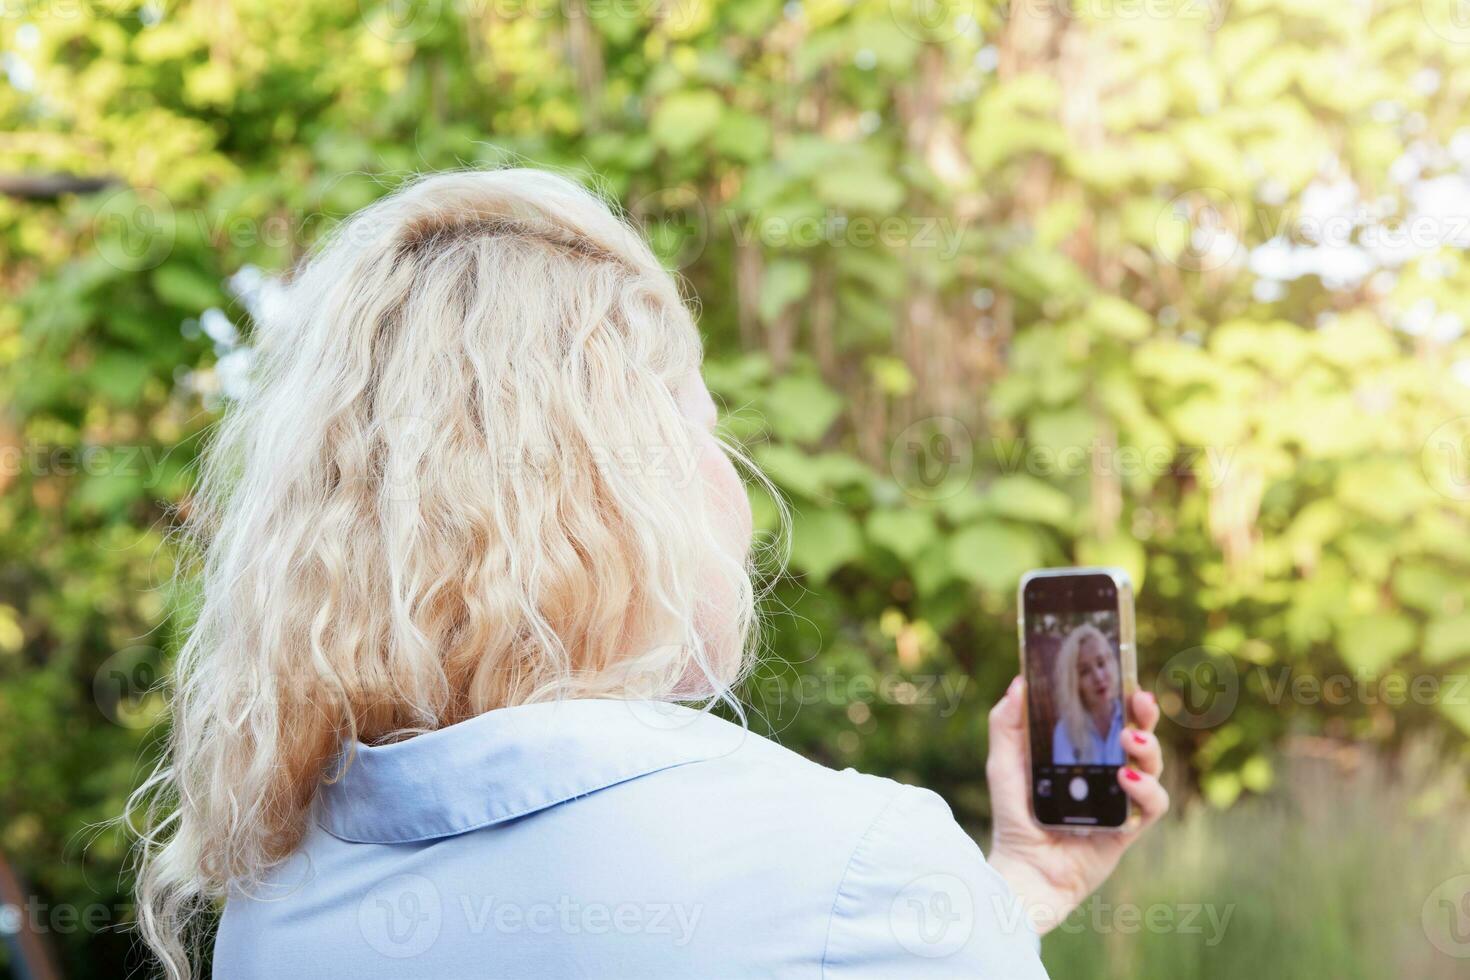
[1021,572,1130,829]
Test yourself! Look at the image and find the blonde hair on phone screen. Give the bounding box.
[1052,622,1118,764]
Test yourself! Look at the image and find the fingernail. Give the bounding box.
[1124,767,1142,782]
[1131,730,1147,745]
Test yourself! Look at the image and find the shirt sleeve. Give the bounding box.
[822,784,1049,980]
[1052,719,1072,765]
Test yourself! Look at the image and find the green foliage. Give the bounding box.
[5,0,1470,974]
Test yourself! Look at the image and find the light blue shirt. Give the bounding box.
[1052,701,1125,766]
[215,699,1047,979]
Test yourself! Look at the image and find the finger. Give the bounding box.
[1118,765,1170,828]
[1121,728,1163,778]
[988,676,1025,737]
[986,676,1027,782]
[1130,689,1160,734]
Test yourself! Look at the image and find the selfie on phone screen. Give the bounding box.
[1021,570,1134,829]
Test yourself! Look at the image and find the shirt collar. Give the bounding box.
[316,699,748,844]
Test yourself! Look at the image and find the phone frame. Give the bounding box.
[1016,566,1137,834]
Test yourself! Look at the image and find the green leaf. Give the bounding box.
[753,444,826,499]
[1085,295,1152,340]
[1424,614,1470,665]
[1392,563,1465,616]
[758,259,812,323]
[1336,460,1433,525]
[764,372,842,443]
[87,352,153,406]
[790,508,862,582]
[1028,407,1096,454]
[1436,695,1470,739]
[948,522,1045,594]
[711,111,772,162]
[651,90,724,154]
[814,162,906,213]
[865,355,915,397]
[985,474,1073,528]
[867,509,936,562]
[1335,613,1416,675]
[151,265,221,311]
[1077,535,1147,590]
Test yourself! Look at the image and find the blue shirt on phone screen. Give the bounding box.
[1052,701,1125,766]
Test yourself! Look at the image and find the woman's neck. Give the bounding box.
[1088,699,1112,735]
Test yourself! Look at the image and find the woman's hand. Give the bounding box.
[984,676,1169,934]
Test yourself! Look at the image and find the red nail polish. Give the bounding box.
[1131,731,1147,745]
[1124,767,1142,782]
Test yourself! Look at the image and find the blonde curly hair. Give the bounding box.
[128,169,765,978]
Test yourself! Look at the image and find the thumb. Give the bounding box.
[987,675,1027,759]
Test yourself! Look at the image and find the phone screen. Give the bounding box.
[1020,569,1133,830]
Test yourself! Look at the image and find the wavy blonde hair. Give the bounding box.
[1052,622,1118,764]
[128,169,763,978]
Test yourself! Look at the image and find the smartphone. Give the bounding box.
[1017,567,1137,832]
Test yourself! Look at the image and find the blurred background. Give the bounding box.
[4,0,1470,976]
